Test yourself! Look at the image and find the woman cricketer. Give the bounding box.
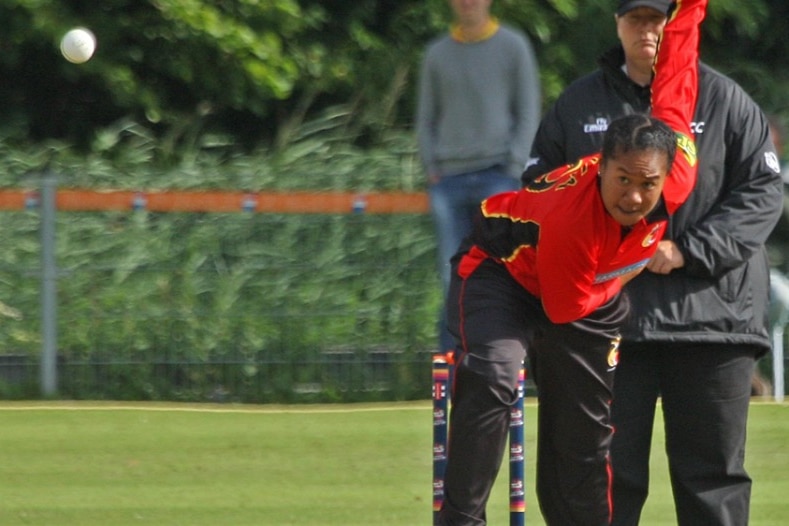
[436,0,706,524]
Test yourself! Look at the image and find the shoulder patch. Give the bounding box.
[766,152,781,174]
[676,132,697,167]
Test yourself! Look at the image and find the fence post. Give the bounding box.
[40,171,58,396]
[770,268,789,403]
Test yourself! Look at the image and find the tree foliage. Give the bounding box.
[0,119,436,402]
[1,0,788,158]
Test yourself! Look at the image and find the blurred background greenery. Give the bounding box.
[1,0,787,160]
[0,0,787,402]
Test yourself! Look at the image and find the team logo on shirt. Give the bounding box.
[607,336,621,371]
[641,223,663,248]
[526,157,598,193]
[676,132,697,167]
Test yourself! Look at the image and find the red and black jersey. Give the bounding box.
[456,0,704,324]
[651,0,704,213]
[523,0,779,346]
[458,157,667,324]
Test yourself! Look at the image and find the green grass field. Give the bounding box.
[0,400,786,525]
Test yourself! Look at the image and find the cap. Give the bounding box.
[616,0,672,16]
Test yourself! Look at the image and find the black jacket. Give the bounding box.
[523,46,784,350]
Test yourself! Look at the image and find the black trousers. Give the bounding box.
[437,260,628,526]
[610,342,756,526]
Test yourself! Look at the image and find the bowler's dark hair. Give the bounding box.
[602,113,677,173]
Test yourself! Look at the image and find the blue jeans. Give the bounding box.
[429,166,520,352]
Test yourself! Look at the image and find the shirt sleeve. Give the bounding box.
[677,95,784,278]
[650,0,706,213]
[508,31,542,178]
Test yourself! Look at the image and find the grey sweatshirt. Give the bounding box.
[416,24,541,179]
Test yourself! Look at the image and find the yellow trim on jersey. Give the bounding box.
[450,17,500,43]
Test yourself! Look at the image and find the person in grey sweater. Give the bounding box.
[416,0,541,354]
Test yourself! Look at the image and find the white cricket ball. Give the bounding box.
[60,27,96,64]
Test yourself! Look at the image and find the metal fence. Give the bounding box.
[0,181,442,403]
[0,181,785,403]
[0,349,435,403]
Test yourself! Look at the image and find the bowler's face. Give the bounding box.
[599,148,669,226]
